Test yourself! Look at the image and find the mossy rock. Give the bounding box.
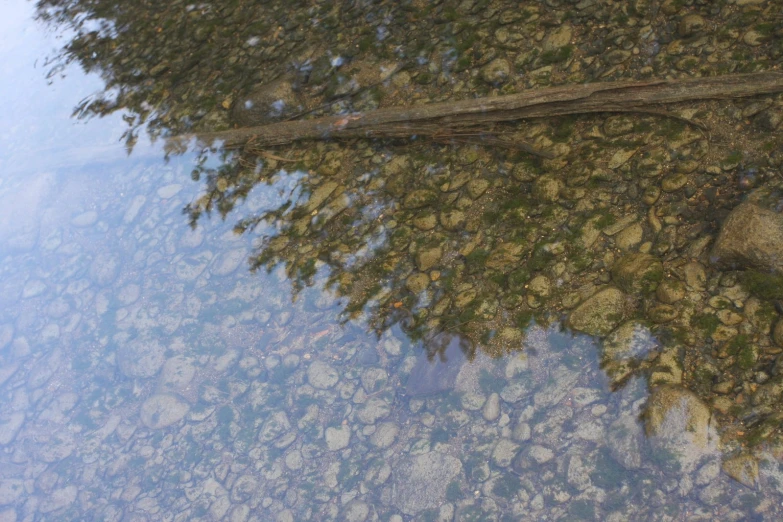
[568,287,627,336]
[612,252,663,294]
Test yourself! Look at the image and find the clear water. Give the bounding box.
[2,1,783,521]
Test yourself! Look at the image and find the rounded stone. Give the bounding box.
[527,275,551,297]
[159,356,196,392]
[467,179,489,199]
[404,190,438,209]
[117,338,166,379]
[678,14,705,37]
[325,425,351,451]
[0,479,23,505]
[482,392,501,422]
[416,246,442,272]
[722,454,759,488]
[231,77,301,127]
[611,252,663,294]
[405,272,430,294]
[711,203,783,274]
[615,223,644,251]
[543,24,572,52]
[439,210,466,231]
[370,422,399,448]
[480,58,512,84]
[307,361,340,389]
[140,394,190,429]
[533,175,562,202]
[661,173,688,192]
[656,279,686,304]
[568,287,627,336]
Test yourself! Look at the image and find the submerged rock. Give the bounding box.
[711,203,783,274]
[117,338,166,379]
[568,287,627,336]
[231,77,301,127]
[611,252,663,294]
[140,394,190,429]
[722,454,759,488]
[645,385,720,473]
[391,451,463,515]
[601,321,658,385]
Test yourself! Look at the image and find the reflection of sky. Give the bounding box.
[0,0,153,178]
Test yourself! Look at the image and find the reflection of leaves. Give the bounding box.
[180,141,572,357]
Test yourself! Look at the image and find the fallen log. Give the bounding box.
[167,71,783,153]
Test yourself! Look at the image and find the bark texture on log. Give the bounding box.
[167,72,783,151]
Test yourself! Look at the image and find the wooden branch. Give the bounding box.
[166,72,783,153]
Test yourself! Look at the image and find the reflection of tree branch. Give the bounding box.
[168,71,783,153]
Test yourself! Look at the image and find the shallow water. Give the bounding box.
[2,0,783,520]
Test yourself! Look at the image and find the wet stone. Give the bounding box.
[325,425,351,451]
[405,272,430,294]
[711,203,783,274]
[492,438,519,468]
[0,479,23,505]
[117,338,166,379]
[608,414,643,469]
[656,279,686,304]
[232,77,301,127]
[358,397,391,424]
[307,360,339,389]
[543,23,572,52]
[611,252,663,294]
[483,392,501,421]
[38,485,77,514]
[602,321,658,385]
[481,57,511,84]
[722,454,759,488]
[391,452,462,515]
[343,501,370,522]
[568,287,626,336]
[258,411,291,443]
[603,115,635,137]
[533,175,562,202]
[157,184,182,199]
[645,385,719,473]
[412,213,437,231]
[370,422,399,448]
[528,275,551,297]
[678,14,706,37]
[661,173,688,192]
[615,222,643,250]
[159,356,196,393]
[440,210,466,231]
[528,445,554,464]
[0,413,24,446]
[404,189,438,209]
[140,394,190,429]
[416,246,442,272]
[466,179,489,199]
[71,210,98,227]
[89,253,119,286]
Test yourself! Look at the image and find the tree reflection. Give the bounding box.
[183,138,580,358]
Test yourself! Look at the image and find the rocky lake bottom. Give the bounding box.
[3,0,783,520]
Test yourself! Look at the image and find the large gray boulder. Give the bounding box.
[711,203,783,273]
